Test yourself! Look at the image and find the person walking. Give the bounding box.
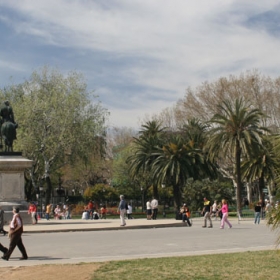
[0,206,8,236]
[220,199,232,229]
[28,202,37,224]
[146,199,152,220]
[2,207,28,261]
[100,205,107,219]
[212,200,217,220]
[151,197,158,220]
[254,201,262,224]
[202,197,213,228]
[45,203,52,220]
[118,195,127,226]
[127,203,133,219]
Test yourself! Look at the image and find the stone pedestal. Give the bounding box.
[0,154,33,224]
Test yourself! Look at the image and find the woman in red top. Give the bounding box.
[220,199,232,229]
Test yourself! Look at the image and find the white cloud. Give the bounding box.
[0,0,280,127]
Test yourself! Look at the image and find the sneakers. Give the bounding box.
[19,256,28,260]
[202,226,206,228]
[208,226,213,228]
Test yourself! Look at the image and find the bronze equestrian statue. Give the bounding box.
[0,101,17,152]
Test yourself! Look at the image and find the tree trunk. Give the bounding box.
[152,184,158,200]
[258,176,265,201]
[45,176,53,205]
[235,141,242,220]
[173,183,181,211]
[246,182,252,203]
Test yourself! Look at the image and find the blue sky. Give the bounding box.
[1,1,280,128]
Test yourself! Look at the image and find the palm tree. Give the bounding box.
[242,136,277,201]
[207,98,268,218]
[151,135,204,210]
[127,120,165,198]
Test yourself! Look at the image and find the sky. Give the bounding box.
[1,1,280,129]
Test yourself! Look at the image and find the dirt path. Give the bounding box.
[0,263,102,280]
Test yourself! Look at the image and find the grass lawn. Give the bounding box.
[91,250,280,280]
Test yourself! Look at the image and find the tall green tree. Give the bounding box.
[207,98,268,218]
[151,135,204,210]
[12,67,108,203]
[242,136,277,201]
[127,120,165,199]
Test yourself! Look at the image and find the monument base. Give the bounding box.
[0,154,33,225]
[0,201,31,226]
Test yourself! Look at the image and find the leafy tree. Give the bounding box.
[84,184,118,206]
[151,135,205,210]
[12,67,108,203]
[182,178,234,212]
[128,120,166,199]
[242,136,278,201]
[207,98,268,218]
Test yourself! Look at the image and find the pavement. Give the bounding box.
[22,217,190,233]
[0,216,276,268]
[21,216,253,233]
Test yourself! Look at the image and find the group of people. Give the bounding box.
[146,197,158,220]
[200,197,232,229]
[82,200,108,220]
[28,202,72,223]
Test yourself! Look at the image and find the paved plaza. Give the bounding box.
[0,217,277,268]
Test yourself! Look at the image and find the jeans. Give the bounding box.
[182,213,192,226]
[120,209,126,225]
[203,211,212,227]
[220,212,232,228]
[254,212,261,224]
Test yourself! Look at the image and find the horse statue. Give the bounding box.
[0,101,18,152]
[0,121,17,152]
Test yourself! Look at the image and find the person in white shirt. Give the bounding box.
[212,200,217,220]
[151,197,158,220]
[146,199,152,220]
[127,203,133,219]
[2,207,28,261]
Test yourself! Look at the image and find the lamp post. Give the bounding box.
[161,183,166,217]
[39,186,44,218]
[140,186,144,212]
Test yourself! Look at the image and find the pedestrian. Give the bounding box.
[28,202,37,224]
[220,199,232,229]
[254,201,262,224]
[2,207,28,261]
[0,206,8,236]
[202,197,213,228]
[146,199,152,220]
[151,197,158,220]
[87,200,94,220]
[180,203,192,226]
[64,204,71,219]
[212,200,217,219]
[45,203,52,220]
[54,205,62,219]
[127,203,133,219]
[100,205,107,219]
[118,195,127,226]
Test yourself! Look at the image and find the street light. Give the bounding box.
[140,186,144,212]
[39,186,44,218]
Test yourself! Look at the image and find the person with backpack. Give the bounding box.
[118,195,127,226]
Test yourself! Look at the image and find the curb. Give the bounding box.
[23,222,187,233]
